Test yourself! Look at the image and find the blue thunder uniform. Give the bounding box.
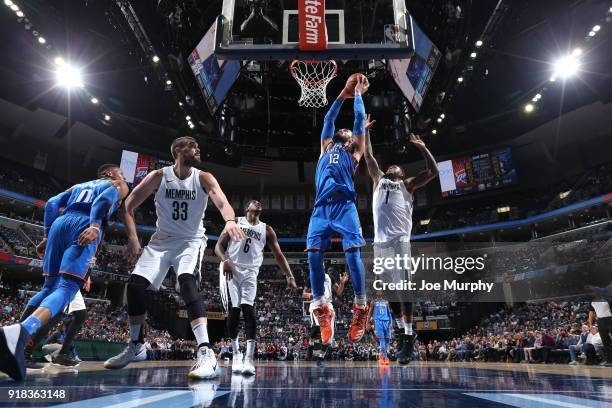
[43,179,119,281]
[306,142,365,251]
[373,300,392,339]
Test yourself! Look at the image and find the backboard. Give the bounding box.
[215,0,414,61]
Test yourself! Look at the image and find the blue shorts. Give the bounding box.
[43,214,99,281]
[375,320,391,339]
[306,198,365,251]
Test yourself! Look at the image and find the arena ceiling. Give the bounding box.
[0,0,610,166]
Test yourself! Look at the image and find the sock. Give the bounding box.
[345,249,366,301]
[130,323,142,343]
[21,315,42,336]
[404,319,413,335]
[192,322,209,346]
[246,339,256,360]
[231,337,240,354]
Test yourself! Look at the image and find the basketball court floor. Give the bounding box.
[1,361,610,407]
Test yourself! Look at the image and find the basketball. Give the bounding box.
[344,73,369,96]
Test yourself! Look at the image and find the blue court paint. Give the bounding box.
[465,393,612,408]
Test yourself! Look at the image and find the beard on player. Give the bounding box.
[384,165,404,181]
[181,146,201,167]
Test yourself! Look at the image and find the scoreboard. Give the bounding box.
[438,147,518,198]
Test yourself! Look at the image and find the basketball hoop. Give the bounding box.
[290,60,337,108]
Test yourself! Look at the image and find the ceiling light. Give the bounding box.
[549,75,557,82]
[185,115,191,121]
[572,48,582,57]
[54,56,65,66]
[165,79,172,85]
[553,54,580,79]
[90,97,99,104]
[592,25,601,32]
[431,129,437,134]
[152,55,160,63]
[15,10,23,17]
[55,63,83,89]
[38,36,46,44]
[178,102,183,106]
[103,114,111,121]
[437,118,442,123]
[10,3,18,11]
[524,103,534,113]
[457,77,464,83]
[475,40,483,47]
[470,52,477,59]
[588,31,596,37]
[4,0,14,6]
[440,113,445,119]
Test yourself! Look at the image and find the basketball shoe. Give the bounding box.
[189,346,220,379]
[232,350,244,374]
[348,304,368,343]
[312,304,335,345]
[0,324,29,381]
[104,342,146,369]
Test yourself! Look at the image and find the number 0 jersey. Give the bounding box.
[372,178,413,243]
[63,179,121,219]
[227,216,267,269]
[314,142,358,206]
[153,166,208,239]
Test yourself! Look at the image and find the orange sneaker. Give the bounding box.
[313,304,335,345]
[378,354,386,364]
[348,304,368,343]
[383,356,390,365]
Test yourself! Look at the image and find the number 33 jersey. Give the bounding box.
[227,217,267,269]
[372,178,413,243]
[154,166,208,239]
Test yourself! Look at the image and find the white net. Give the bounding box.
[290,60,337,108]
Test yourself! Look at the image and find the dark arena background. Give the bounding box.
[1,0,612,407]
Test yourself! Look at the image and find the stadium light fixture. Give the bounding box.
[497,206,510,214]
[55,63,83,89]
[4,0,14,6]
[592,25,601,32]
[185,115,191,121]
[103,114,111,122]
[524,103,534,113]
[437,118,442,123]
[10,3,18,11]
[475,40,483,47]
[15,10,23,17]
[588,31,596,37]
[90,97,99,104]
[165,79,172,85]
[54,56,64,66]
[178,102,183,107]
[152,55,160,63]
[420,219,430,226]
[431,129,437,135]
[457,77,464,83]
[553,54,580,79]
[470,52,477,59]
[572,48,582,57]
[38,36,46,44]
[440,113,445,119]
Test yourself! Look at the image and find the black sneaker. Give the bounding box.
[393,332,405,360]
[397,334,415,365]
[52,352,80,367]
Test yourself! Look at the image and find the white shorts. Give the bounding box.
[132,235,206,291]
[66,290,86,314]
[219,263,258,311]
[308,302,334,327]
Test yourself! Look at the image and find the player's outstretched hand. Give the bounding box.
[222,259,234,280]
[225,220,246,241]
[78,226,100,246]
[365,114,376,132]
[125,236,142,263]
[36,238,47,259]
[354,75,369,95]
[286,275,297,290]
[409,133,426,149]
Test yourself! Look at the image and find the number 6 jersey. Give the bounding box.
[372,178,413,243]
[227,217,267,269]
[154,166,208,239]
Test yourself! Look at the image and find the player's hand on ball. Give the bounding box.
[409,133,426,149]
[78,226,100,246]
[354,75,369,95]
[365,114,376,131]
[286,275,297,290]
[36,238,47,259]
[225,220,245,241]
[223,259,234,280]
[125,237,142,262]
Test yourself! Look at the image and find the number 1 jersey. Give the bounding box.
[154,166,208,239]
[372,178,413,243]
[227,216,267,269]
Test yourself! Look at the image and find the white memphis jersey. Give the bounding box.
[372,178,413,243]
[227,217,267,268]
[153,166,207,239]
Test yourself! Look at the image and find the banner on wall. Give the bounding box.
[120,150,172,185]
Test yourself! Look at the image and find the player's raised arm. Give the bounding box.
[320,95,346,156]
[123,170,163,261]
[405,134,439,193]
[200,172,245,241]
[351,77,368,162]
[364,114,383,184]
[266,225,296,289]
[79,179,129,246]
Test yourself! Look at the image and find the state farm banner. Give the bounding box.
[298,0,327,51]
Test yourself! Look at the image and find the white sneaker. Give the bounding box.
[242,356,255,376]
[189,347,220,379]
[104,342,146,369]
[232,351,244,373]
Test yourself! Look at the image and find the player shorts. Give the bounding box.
[66,290,86,314]
[308,302,335,327]
[374,319,391,339]
[373,237,412,285]
[219,263,258,310]
[131,233,206,291]
[306,198,365,252]
[43,214,100,281]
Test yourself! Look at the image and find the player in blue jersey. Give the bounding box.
[0,164,128,381]
[368,294,393,365]
[307,74,372,345]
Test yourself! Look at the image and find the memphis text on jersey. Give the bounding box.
[240,227,262,241]
[165,188,197,200]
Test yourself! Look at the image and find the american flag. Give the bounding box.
[240,157,273,176]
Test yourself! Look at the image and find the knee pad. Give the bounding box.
[227,307,241,339]
[127,275,151,316]
[240,304,257,340]
[179,274,205,319]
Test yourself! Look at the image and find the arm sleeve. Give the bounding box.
[353,94,366,136]
[89,184,120,226]
[321,98,344,139]
[44,191,71,235]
